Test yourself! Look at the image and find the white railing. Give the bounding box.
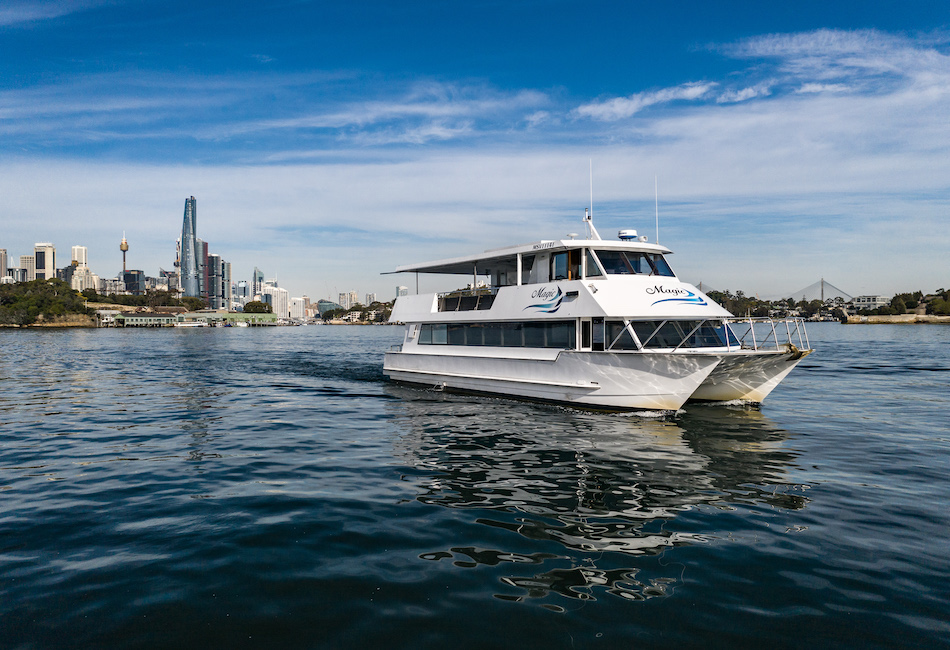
[437,287,499,312]
[724,317,810,352]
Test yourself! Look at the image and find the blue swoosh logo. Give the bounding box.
[525,287,563,313]
[651,289,707,307]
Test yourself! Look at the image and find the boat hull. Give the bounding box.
[383,350,722,411]
[688,349,812,403]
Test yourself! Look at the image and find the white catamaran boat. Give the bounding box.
[384,212,811,411]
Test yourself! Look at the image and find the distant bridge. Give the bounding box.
[784,279,852,302]
[691,279,852,302]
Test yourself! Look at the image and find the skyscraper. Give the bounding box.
[71,246,87,267]
[0,249,7,279]
[252,267,264,297]
[20,255,35,281]
[34,243,55,280]
[180,196,199,297]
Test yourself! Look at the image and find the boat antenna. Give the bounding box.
[584,208,602,240]
[654,174,659,244]
[583,159,601,240]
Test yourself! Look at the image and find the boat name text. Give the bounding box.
[532,242,557,250]
[645,286,689,296]
[531,286,560,300]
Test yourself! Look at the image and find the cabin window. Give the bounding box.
[418,323,447,345]
[584,250,603,277]
[550,250,581,281]
[418,321,576,349]
[630,320,728,348]
[592,317,605,351]
[606,321,640,350]
[592,250,676,277]
[521,255,536,285]
[648,254,675,277]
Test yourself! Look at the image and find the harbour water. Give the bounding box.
[1,323,948,648]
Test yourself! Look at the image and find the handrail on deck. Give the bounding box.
[437,287,499,312]
[724,317,810,352]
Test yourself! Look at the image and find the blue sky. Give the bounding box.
[1,0,948,300]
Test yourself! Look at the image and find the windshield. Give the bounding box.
[593,250,675,277]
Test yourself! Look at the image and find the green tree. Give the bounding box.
[244,300,271,313]
[182,296,208,311]
[0,278,92,326]
[321,308,345,321]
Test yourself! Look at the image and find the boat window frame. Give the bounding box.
[584,248,604,278]
[417,320,577,350]
[589,249,676,278]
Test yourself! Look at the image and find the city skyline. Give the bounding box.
[1,1,948,298]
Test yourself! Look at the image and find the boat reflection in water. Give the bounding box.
[387,386,808,607]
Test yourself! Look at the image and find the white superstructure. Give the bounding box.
[384,213,811,411]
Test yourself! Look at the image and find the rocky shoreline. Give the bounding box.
[844,314,950,324]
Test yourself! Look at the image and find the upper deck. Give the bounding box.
[390,234,680,290]
[387,220,733,322]
[392,237,672,277]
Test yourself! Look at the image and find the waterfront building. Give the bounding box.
[196,239,210,301]
[853,295,890,310]
[99,277,126,294]
[20,255,36,281]
[262,282,290,318]
[122,270,146,296]
[180,196,200,297]
[160,268,179,296]
[34,243,55,280]
[235,280,250,302]
[145,275,169,292]
[73,268,99,292]
[206,254,232,309]
[339,290,359,310]
[290,297,306,320]
[66,245,98,292]
[316,299,344,316]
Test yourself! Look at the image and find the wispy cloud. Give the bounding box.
[717,83,772,103]
[574,82,717,121]
[0,0,113,27]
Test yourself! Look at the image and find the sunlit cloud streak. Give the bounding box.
[574,82,717,121]
[0,0,112,26]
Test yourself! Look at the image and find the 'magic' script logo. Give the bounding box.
[524,286,563,313]
[531,286,560,300]
[647,286,708,307]
[645,285,689,296]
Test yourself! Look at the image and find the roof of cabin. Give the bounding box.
[388,239,673,275]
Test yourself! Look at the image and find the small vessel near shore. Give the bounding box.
[384,212,811,411]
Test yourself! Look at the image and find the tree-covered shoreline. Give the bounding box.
[0,279,93,326]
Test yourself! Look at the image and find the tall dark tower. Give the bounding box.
[180,196,199,297]
[120,233,129,272]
